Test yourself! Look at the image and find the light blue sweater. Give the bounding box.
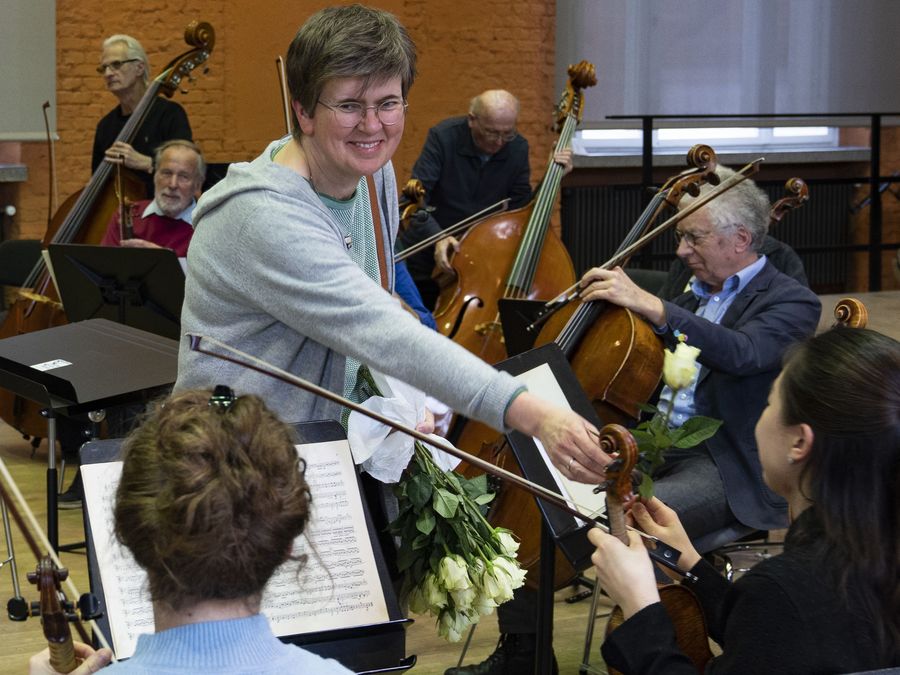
[105,614,352,674]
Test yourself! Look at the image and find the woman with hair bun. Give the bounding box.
[30,389,352,674]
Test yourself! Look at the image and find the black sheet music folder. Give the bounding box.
[496,343,604,572]
[80,420,414,674]
[0,319,177,415]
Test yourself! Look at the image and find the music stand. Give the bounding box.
[497,298,548,356]
[0,319,178,551]
[494,343,606,675]
[48,243,185,341]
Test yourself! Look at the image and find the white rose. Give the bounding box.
[437,608,471,642]
[481,564,515,604]
[663,342,701,390]
[423,572,448,611]
[492,555,527,590]
[496,530,520,557]
[472,591,499,617]
[439,554,471,591]
[450,585,477,612]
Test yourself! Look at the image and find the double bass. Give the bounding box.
[0,21,215,442]
[432,61,597,360]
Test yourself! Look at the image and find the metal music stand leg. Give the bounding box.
[44,409,59,553]
[579,576,605,674]
[1,495,22,599]
[534,520,555,675]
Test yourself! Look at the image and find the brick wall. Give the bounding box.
[12,0,560,240]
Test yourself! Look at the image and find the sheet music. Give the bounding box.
[82,439,389,660]
[515,363,607,520]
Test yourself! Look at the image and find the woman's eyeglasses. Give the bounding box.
[317,99,408,127]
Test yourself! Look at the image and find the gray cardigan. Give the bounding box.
[176,139,521,428]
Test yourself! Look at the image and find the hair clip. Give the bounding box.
[209,384,237,412]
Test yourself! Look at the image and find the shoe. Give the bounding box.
[444,633,558,675]
[58,471,83,510]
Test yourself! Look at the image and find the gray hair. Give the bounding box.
[285,4,417,140]
[680,165,770,250]
[102,34,150,86]
[154,139,206,183]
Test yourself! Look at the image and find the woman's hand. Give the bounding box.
[29,643,113,674]
[588,527,660,619]
[629,497,701,572]
[504,392,610,483]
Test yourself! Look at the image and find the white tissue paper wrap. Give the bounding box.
[347,370,461,483]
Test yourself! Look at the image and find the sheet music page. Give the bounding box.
[515,363,606,519]
[82,439,389,660]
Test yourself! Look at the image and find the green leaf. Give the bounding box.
[407,473,433,509]
[416,509,436,535]
[474,493,495,505]
[637,472,655,499]
[433,488,460,519]
[412,532,431,550]
[636,402,659,414]
[396,543,420,572]
[672,416,723,448]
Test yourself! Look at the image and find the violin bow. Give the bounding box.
[528,157,764,331]
[0,458,116,661]
[187,334,694,579]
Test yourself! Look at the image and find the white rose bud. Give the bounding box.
[496,531,520,557]
[472,591,499,617]
[423,572,448,611]
[493,555,527,590]
[439,554,471,592]
[450,585,477,612]
[407,583,429,615]
[482,564,515,604]
[663,342,701,390]
[437,608,471,642]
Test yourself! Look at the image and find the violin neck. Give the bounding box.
[606,495,629,545]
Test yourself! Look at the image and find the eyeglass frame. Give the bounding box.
[672,226,718,248]
[96,58,141,74]
[316,98,409,128]
[469,114,518,143]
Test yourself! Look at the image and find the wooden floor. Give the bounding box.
[0,419,613,675]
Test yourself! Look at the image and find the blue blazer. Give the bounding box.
[661,261,821,531]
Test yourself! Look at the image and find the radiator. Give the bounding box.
[561,182,854,294]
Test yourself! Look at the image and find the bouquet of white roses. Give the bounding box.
[631,332,722,498]
[389,442,526,642]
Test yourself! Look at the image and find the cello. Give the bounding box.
[431,61,597,361]
[0,21,215,442]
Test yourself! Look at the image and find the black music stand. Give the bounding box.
[497,298,548,356]
[494,343,606,675]
[48,243,185,341]
[80,420,414,673]
[0,319,178,552]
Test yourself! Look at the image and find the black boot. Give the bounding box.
[444,633,558,675]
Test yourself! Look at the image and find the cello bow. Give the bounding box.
[186,333,693,579]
